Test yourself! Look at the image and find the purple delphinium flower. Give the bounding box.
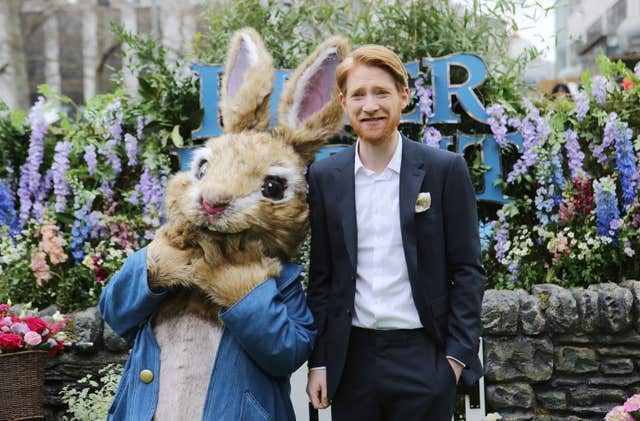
[507,99,549,183]
[415,77,434,119]
[422,127,441,148]
[592,112,618,166]
[51,141,72,212]
[591,75,608,106]
[124,133,138,167]
[534,144,564,226]
[136,116,146,140]
[84,145,98,176]
[106,100,123,142]
[635,62,640,79]
[593,176,620,242]
[135,165,166,227]
[487,104,509,148]
[101,179,115,202]
[615,124,637,212]
[17,97,48,226]
[565,129,586,180]
[574,90,589,121]
[32,169,52,223]
[88,210,104,240]
[100,139,121,177]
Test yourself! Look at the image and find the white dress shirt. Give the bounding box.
[352,132,423,330]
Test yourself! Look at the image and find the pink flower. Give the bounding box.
[38,222,68,265]
[0,304,9,316]
[0,333,23,350]
[624,394,640,412]
[605,405,633,421]
[31,250,51,286]
[24,331,42,346]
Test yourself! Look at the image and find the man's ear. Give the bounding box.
[338,91,347,113]
[401,86,410,110]
[276,36,350,165]
[219,28,274,134]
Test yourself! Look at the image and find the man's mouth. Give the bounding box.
[360,116,386,123]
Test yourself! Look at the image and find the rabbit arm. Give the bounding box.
[305,165,331,368]
[220,276,316,377]
[99,247,168,341]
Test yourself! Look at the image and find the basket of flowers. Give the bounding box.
[0,303,68,421]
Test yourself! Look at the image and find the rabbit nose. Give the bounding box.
[202,199,228,216]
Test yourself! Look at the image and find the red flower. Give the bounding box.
[0,333,23,350]
[24,317,48,334]
[0,304,9,316]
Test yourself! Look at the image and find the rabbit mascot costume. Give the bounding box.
[99,28,348,421]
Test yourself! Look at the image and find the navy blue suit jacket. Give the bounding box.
[306,135,486,398]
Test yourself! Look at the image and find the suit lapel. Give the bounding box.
[335,145,358,272]
[399,136,426,284]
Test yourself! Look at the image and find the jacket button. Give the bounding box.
[139,369,154,383]
[346,309,352,317]
[351,275,356,282]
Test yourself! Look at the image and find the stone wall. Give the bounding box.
[43,280,640,420]
[482,281,640,420]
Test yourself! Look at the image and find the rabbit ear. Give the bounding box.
[277,36,349,164]
[220,28,274,133]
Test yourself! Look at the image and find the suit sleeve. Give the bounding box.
[442,155,486,368]
[305,164,332,368]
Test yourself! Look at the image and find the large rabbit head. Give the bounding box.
[164,28,348,259]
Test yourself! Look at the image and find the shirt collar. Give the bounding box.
[354,131,402,175]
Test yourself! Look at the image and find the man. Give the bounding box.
[305,45,486,420]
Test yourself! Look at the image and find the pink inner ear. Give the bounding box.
[298,53,339,122]
[227,43,251,98]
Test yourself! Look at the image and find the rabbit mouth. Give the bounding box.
[202,199,228,224]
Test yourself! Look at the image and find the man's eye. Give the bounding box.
[196,160,208,180]
[261,176,287,200]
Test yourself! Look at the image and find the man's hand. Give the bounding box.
[447,358,463,384]
[307,368,329,409]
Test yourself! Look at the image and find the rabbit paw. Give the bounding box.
[146,228,202,291]
[192,241,282,308]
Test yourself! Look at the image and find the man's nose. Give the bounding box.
[362,95,380,113]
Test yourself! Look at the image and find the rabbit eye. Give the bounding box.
[196,160,208,180]
[261,176,286,200]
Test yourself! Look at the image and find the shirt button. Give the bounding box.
[139,369,154,383]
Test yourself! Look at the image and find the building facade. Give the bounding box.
[556,0,640,78]
[0,0,203,110]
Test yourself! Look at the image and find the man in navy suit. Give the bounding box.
[305,44,486,421]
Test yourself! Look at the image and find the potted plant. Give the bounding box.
[0,303,69,420]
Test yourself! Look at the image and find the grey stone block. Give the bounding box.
[482,290,520,335]
[73,306,103,351]
[103,322,129,352]
[532,284,578,333]
[621,279,640,327]
[536,390,566,410]
[567,385,627,405]
[486,383,535,409]
[588,283,633,332]
[571,288,600,332]
[518,291,545,335]
[600,358,634,375]
[483,336,554,382]
[554,346,598,373]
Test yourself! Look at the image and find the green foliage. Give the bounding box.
[112,24,202,147]
[60,364,123,421]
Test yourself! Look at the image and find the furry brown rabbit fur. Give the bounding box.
[143,28,348,419]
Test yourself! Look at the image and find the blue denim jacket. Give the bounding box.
[99,247,316,420]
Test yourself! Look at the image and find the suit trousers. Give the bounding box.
[331,327,457,421]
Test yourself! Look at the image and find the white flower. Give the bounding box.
[415,192,431,213]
